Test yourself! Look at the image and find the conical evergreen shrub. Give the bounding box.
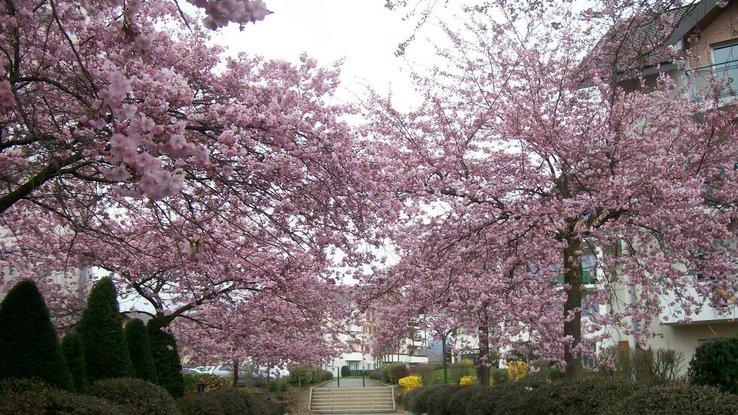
[78,277,133,381]
[148,321,184,397]
[0,279,74,391]
[125,318,158,383]
[61,331,88,392]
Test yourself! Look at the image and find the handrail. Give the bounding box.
[686,59,738,75]
[308,384,314,412]
[307,379,333,412]
[391,385,396,411]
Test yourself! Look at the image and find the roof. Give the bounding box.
[585,0,728,80]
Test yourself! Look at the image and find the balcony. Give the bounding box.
[380,354,429,364]
[659,285,738,325]
[555,268,597,286]
[685,60,738,101]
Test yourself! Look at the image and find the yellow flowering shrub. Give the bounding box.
[459,359,475,368]
[459,375,477,386]
[398,375,422,390]
[507,360,528,381]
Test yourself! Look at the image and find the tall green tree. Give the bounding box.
[125,318,158,383]
[0,280,74,391]
[78,277,133,381]
[61,332,88,392]
[148,321,184,397]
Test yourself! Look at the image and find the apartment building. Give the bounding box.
[324,298,430,376]
[594,0,738,374]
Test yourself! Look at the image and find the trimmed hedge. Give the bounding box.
[689,337,738,394]
[0,378,123,415]
[89,378,177,415]
[407,379,738,415]
[0,280,74,391]
[519,375,641,415]
[446,385,487,415]
[426,384,458,415]
[177,388,284,415]
[79,278,133,382]
[407,384,446,414]
[62,331,89,392]
[148,322,185,397]
[288,366,332,385]
[125,318,158,383]
[604,383,738,415]
[247,395,284,415]
[373,363,409,384]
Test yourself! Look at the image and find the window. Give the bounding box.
[710,41,738,96]
[582,252,598,285]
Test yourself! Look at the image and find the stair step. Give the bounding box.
[310,386,395,414]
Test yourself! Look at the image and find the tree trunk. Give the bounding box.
[563,238,583,379]
[232,360,239,388]
[441,335,448,384]
[478,325,490,386]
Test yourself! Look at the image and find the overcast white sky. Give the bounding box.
[213,0,445,110]
[122,2,452,312]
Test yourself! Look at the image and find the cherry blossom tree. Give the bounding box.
[173,288,349,384]
[370,0,738,377]
[0,0,389,366]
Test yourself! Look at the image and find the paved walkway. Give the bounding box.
[318,377,386,388]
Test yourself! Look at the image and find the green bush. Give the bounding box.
[263,377,288,393]
[603,383,738,415]
[367,369,382,381]
[183,372,202,394]
[651,348,685,384]
[247,396,284,415]
[79,278,133,382]
[462,385,497,415]
[288,366,331,385]
[89,378,177,415]
[125,318,158,383]
[390,363,410,383]
[426,384,458,415]
[0,378,123,415]
[178,388,250,415]
[341,365,350,377]
[62,332,89,392]
[689,337,738,394]
[521,375,640,415]
[148,322,185,397]
[483,383,533,414]
[407,384,447,414]
[446,385,487,415]
[0,280,74,391]
[177,388,283,415]
[490,368,509,385]
[377,363,409,384]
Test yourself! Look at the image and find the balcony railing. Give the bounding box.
[555,268,597,285]
[685,60,738,101]
[659,285,738,325]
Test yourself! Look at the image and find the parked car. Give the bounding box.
[193,366,212,374]
[210,362,259,387]
[255,366,289,379]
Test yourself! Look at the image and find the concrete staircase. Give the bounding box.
[309,386,396,414]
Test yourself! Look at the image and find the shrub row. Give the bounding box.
[288,366,332,385]
[1,378,286,415]
[177,387,284,415]
[0,278,185,397]
[0,378,178,415]
[369,363,410,384]
[406,377,738,415]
